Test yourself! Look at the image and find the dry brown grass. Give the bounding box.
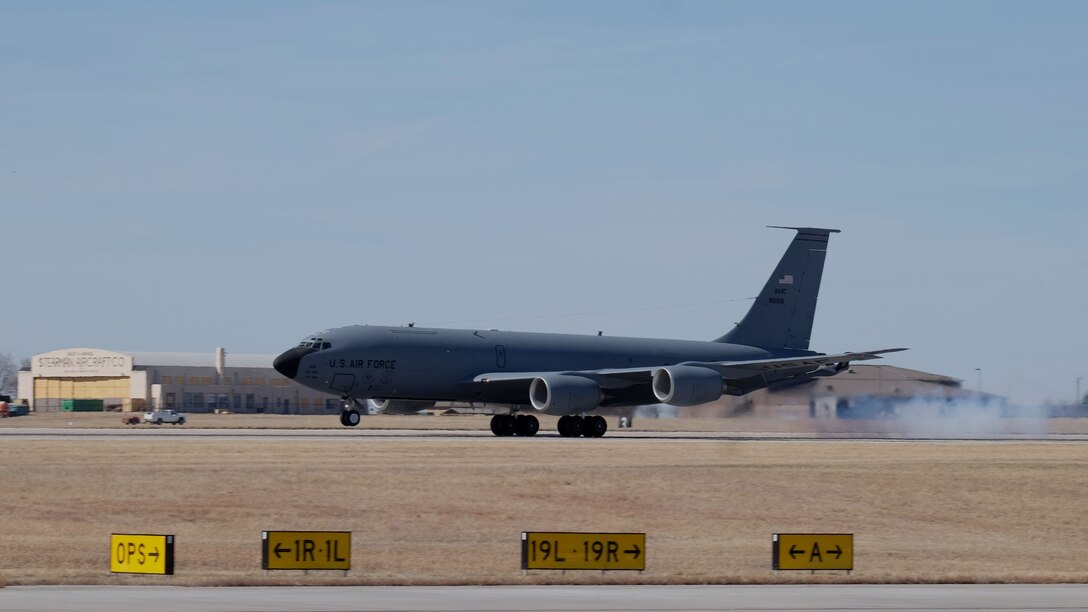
[2,433,1087,586]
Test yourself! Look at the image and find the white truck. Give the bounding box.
[143,409,186,425]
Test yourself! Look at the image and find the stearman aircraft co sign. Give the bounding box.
[772,533,853,571]
[262,531,351,571]
[33,348,132,377]
[521,532,645,571]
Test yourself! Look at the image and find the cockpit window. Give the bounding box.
[297,339,332,351]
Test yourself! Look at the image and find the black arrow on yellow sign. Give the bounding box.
[625,544,641,559]
[789,545,804,559]
[828,545,843,559]
[148,548,160,562]
[274,543,291,558]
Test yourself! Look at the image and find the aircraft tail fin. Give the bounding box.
[716,227,840,351]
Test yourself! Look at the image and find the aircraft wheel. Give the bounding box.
[567,415,586,437]
[490,414,516,437]
[557,415,572,437]
[343,410,361,427]
[585,415,607,438]
[515,414,539,437]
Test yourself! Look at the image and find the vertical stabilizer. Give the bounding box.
[717,227,840,351]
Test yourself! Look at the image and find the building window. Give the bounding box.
[165,393,176,408]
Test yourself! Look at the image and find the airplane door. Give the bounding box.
[495,345,506,368]
[330,373,356,393]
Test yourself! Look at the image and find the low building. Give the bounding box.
[18,347,337,414]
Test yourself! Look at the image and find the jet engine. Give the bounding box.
[529,375,601,415]
[652,365,724,406]
[367,399,436,414]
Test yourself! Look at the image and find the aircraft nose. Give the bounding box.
[273,347,310,379]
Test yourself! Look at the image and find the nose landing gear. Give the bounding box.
[339,397,362,427]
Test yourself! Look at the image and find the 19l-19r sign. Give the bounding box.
[521,532,645,571]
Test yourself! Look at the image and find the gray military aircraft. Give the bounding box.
[273,227,904,437]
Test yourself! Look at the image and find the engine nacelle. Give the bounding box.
[367,399,436,415]
[652,365,724,406]
[529,375,601,415]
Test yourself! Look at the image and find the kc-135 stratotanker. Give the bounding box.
[274,227,905,437]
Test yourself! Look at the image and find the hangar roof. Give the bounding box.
[130,352,274,369]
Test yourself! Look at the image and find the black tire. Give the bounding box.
[154,419,162,425]
[344,410,361,427]
[557,415,572,437]
[491,414,516,437]
[497,415,517,436]
[586,415,607,438]
[567,415,585,437]
[515,414,539,437]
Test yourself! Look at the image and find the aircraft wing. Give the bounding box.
[473,348,908,392]
[681,347,908,378]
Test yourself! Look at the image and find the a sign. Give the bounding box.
[521,532,645,571]
[262,531,351,571]
[110,534,174,575]
[33,348,132,377]
[773,533,853,571]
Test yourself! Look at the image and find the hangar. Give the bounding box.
[17,347,337,414]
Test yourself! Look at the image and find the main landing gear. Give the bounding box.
[490,414,540,437]
[558,414,607,438]
[488,414,608,438]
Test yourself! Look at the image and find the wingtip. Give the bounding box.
[767,225,842,234]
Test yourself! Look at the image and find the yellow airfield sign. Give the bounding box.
[522,532,645,571]
[262,531,351,571]
[110,534,174,575]
[773,533,853,571]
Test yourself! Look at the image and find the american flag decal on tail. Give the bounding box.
[777,274,794,285]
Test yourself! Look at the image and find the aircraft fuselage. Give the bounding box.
[282,325,806,405]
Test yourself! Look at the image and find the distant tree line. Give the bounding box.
[0,352,28,397]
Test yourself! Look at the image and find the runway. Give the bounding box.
[3,584,1087,611]
[3,427,1086,443]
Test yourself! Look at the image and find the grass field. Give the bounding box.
[2,415,1087,585]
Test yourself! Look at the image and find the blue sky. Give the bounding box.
[3,1,1086,405]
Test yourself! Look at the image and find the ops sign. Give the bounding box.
[110,534,174,575]
[521,531,645,571]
